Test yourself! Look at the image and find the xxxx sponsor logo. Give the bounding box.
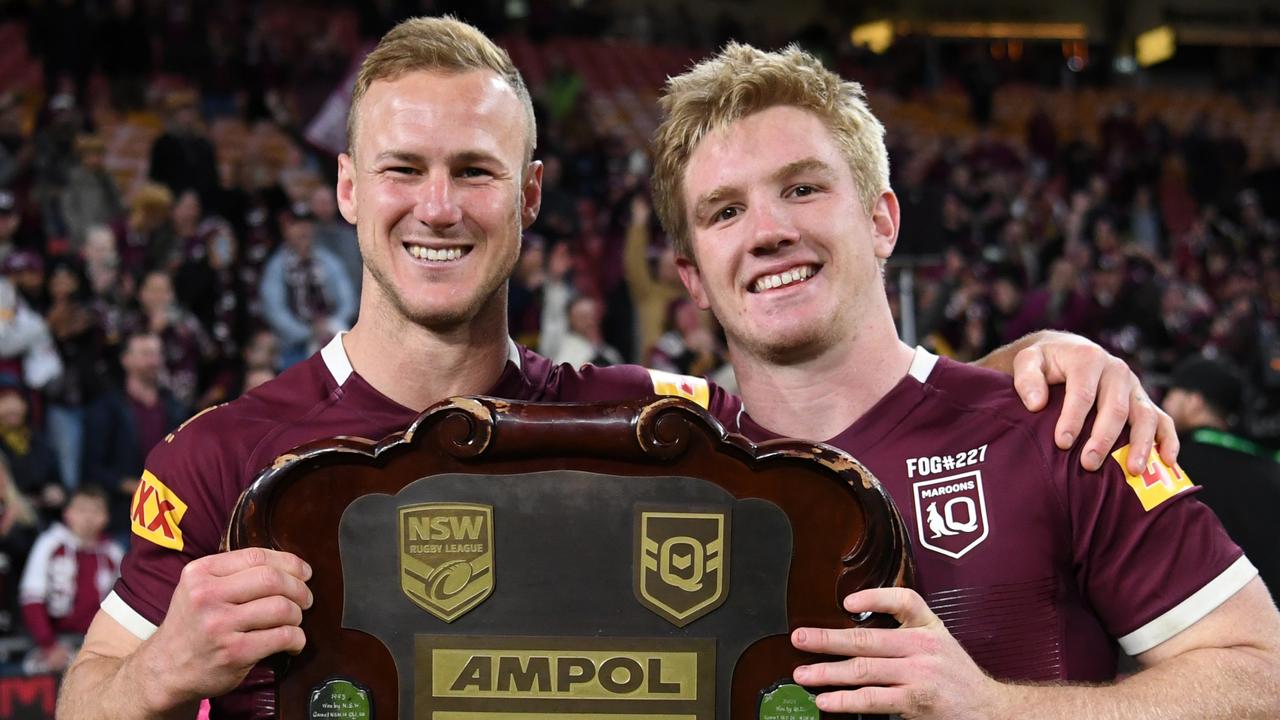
[1111,444,1194,511]
[400,503,494,623]
[131,471,188,551]
[647,369,710,409]
[912,470,989,559]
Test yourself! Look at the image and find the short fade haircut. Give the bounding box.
[347,16,537,163]
[652,43,890,261]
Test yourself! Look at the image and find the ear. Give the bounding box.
[676,255,711,311]
[336,153,358,224]
[521,160,544,229]
[870,190,901,261]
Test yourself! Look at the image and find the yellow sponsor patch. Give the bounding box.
[647,370,710,409]
[1111,445,1194,511]
[130,470,188,550]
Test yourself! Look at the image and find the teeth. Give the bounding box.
[753,265,815,293]
[407,246,466,262]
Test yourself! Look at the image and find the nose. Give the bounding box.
[413,171,464,229]
[749,199,799,256]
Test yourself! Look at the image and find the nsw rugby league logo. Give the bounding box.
[399,503,494,622]
[912,470,989,559]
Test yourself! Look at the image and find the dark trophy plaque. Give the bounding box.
[227,396,915,720]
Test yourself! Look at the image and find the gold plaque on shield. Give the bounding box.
[635,507,730,627]
[399,502,494,622]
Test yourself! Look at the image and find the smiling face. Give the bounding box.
[677,106,898,364]
[336,69,542,333]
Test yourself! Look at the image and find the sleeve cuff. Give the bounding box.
[100,591,159,641]
[1117,555,1258,655]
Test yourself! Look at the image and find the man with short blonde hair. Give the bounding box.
[652,42,1280,719]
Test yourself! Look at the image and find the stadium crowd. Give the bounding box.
[0,0,1277,683]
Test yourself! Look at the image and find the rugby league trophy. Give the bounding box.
[227,396,915,719]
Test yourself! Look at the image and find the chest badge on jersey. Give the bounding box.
[912,470,989,559]
[399,503,494,622]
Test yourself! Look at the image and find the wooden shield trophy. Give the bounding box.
[227,396,914,720]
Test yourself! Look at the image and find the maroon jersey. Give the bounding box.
[730,349,1253,681]
[103,335,732,719]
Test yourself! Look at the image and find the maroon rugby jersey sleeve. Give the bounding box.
[104,406,248,636]
[1058,428,1252,655]
[544,359,739,420]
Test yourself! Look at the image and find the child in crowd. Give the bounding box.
[18,485,122,673]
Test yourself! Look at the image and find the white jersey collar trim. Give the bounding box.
[100,590,158,640]
[908,346,939,383]
[1117,555,1257,655]
[320,333,354,386]
[321,333,522,386]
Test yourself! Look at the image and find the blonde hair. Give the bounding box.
[347,16,536,161]
[652,43,889,260]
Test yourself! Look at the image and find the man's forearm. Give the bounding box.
[58,650,198,720]
[989,645,1280,720]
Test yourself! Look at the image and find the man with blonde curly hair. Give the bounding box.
[652,42,1280,718]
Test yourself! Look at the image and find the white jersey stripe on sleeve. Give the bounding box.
[100,590,159,640]
[1117,555,1258,655]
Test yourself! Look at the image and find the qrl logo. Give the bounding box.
[634,508,730,627]
[912,471,989,559]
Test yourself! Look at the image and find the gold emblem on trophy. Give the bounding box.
[399,503,494,622]
[635,507,730,627]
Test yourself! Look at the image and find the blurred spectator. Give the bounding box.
[624,196,685,362]
[27,0,93,105]
[98,0,153,113]
[59,134,124,254]
[0,95,33,190]
[1162,356,1280,602]
[3,250,48,311]
[309,185,361,297]
[31,93,82,238]
[18,486,121,674]
[168,189,204,272]
[0,276,62,393]
[0,190,19,266]
[120,183,175,276]
[508,236,547,346]
[148,91,220,211]
[83,224,133,354]
[82,333,187,541]
[174,217,247,366]
[127,270,216,409]
[43,258,105,490]
[0,459,37,638]
[540,242,624,367]
[260,203,355,367]
[0,375,64,524]
[1003,258,1093,340]
[647,298,727,379]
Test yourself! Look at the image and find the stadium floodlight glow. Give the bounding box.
[851,20,894,54]
[1136,25,1176,67]
[907,21,1087,41]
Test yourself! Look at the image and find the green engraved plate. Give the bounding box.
[758,682,819,720]
[309,677,372,720]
